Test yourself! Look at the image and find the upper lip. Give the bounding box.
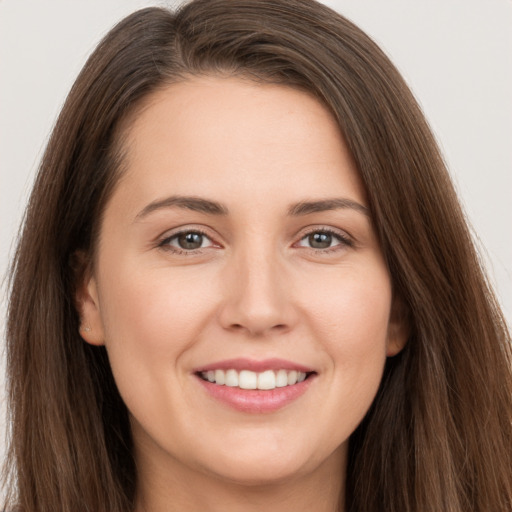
[193,358,315,374]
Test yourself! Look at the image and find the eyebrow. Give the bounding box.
[288,198,369,217]
[135,195,228,221]
[134,195,369,221]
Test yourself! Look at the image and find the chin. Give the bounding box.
[194,437,335,488]
[205,457,310,487]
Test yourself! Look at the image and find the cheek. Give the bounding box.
[96,259,218,370]
[300,260,392,344]
[299,264,391,421]
[95,260,222,429]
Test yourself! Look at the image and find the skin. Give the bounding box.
[78,76,407,512]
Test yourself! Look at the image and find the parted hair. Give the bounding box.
[4,1,512,511]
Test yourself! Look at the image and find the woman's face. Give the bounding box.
[79,76,406,487]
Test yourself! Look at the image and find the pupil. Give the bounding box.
[309,232,332,249]
[178,232,203,249]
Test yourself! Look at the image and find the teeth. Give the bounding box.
[275,369,288,387]
[214,369,225,385]
[287,370,298,385]
[200,369,310,390]
[258,370,275,390]
[239,370,257,389]
[225,369,238,387]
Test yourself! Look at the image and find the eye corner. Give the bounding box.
[293,226,355,253]
[157,226,223,255]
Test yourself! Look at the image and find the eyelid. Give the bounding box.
[293,226,354,251]
[154,224,354,256]
[157,225,222,253]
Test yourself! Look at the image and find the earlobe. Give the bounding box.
[74,256,105,346]
[386,296,409,357]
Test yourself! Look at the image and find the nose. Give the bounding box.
[218,247,297,337]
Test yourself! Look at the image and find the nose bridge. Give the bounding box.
[219,236,294,336]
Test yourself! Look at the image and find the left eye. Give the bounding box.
[297,231,347,250]
[163,231,214,251]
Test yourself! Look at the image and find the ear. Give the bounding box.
[74,252,105,346]
[386,295,409,357]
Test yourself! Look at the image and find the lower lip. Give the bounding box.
[196,375,315,413]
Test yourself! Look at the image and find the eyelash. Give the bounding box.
[157,227,354,255]
[158,228,214,255]
[296,227,354,253]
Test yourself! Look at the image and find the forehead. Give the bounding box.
[112,76,366,213]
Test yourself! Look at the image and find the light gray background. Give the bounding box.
[1,0,511,483]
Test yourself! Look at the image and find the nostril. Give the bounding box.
[227,322,289,335]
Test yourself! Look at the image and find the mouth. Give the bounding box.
[193,358,317,413]
[197,368,314,390]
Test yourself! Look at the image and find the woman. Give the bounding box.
[4,0,512,511]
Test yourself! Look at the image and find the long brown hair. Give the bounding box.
[4,1,512,511]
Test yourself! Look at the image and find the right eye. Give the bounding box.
[160,230,215,252]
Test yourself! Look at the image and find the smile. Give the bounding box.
[194,359,317,413]
[199,369,310,390]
